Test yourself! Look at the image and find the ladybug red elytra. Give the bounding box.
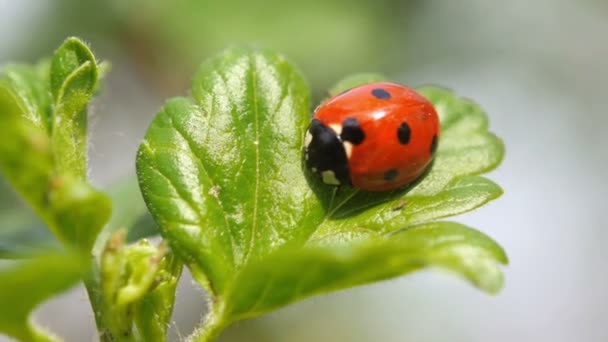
[304,82,439,192]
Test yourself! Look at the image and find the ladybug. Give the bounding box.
[304,82,439,192]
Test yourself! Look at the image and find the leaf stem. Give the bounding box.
[82,258,112,341]
[189,303,229,342]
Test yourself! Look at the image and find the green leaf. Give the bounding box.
[50,37,99,178]
[133,250,182,342]
[136,51,506,341]
[0,39,111,253]
[309,176,503,244]
[412,86,505,194]
[0,252,88,341]
[50,38,97,100]
[224,221,506,321]
[115,241,164,307]
[98,233,182,341]
[137,48,323,296]
[48,176,112,252]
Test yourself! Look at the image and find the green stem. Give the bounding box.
[84,257,134,342]
[83,258,106,336]
[84,273,136,342]
[190,305,230,342]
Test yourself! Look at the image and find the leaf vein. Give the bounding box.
[245,54,261,262]
[145,163,202,224]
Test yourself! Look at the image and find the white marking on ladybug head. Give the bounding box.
[304,130,313,147]
[343,141,353,159]
[311,167,318,173]
[329,123,342,135]
[321,170,341,185]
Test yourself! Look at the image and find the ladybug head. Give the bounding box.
[304,119,350,186]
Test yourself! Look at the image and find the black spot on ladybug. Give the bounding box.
[305,119,351,186]
[430,135,438,155]
[383,169,399,181]
[371,88,391,99]
[340,117,365,145]
[397,122,411,145]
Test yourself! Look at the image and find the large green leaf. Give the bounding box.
[136,49,506,341]
[137,48,324,295]
[224,221,506,322]
[0,38,110,253]
[0,253,88,341]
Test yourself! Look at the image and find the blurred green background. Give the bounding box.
[1,0,607,341]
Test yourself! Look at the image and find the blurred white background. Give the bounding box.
[1,0,607,341]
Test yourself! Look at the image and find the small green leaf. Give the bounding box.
[115,241,164,306]
[99,233,182,341]
[133,250,182,342]
[0,252,88,341]
[0,40,110,253]
[50,37,97,101]
[99,232,144,340]
[48,175,112,252]
[50,37,99,178]
[0,63,52,131]
[224,221,506,321]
